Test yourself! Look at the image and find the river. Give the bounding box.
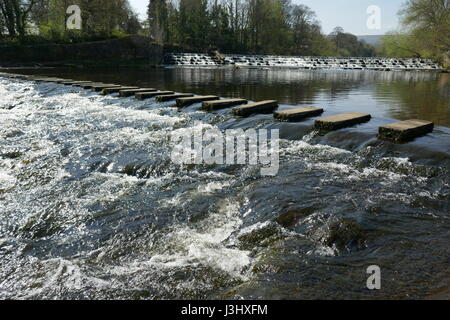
[0,67,449,299]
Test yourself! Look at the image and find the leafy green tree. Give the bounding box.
[0,0,38,38]
[380,0,449,67]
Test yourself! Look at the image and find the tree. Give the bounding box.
[0,0,38,38]
[148,0,168,43]
[380,0,449,66]
[287,4,321,55]
[329,26,376,57]
[0,8,5,37]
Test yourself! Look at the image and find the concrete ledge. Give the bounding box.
[176,96,219,108]
[63,81,92,85]
[232,100,278,117]
[156,93,194,102]
[31,77,62,82]
[119,88,157,97]
[101,86,139,95]
[91,84,122,92]
[275,107,323,122]
[201,98,247,111]
[315,112,371,131]
[379,119,434,142]
[77,82,104,89]
[135,91,174,100]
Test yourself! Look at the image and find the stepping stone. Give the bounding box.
[176,95,219,108]
[101,86,139,95]
[135,91,174,100]
[31,77,62,82]
[63,81,93,86]
[156,93,194,102]
[202,98,248,111]
[55,79,73,83]
[378,119,434,142]
[119,88,157,97]
[91,84,122,92]
[274,107,323,122]
[77,82,104,89]
[232,100,278,117]
[315,112,371,131]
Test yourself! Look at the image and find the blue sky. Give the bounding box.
[128,0,405,35]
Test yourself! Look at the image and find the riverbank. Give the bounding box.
[0,36,164,68]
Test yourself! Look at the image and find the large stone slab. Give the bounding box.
[91,84,122,92]
[31,77,62,82]
[55,79,73,83]
[176,96,219,108]
[156,93,194,102]
[201,98,248,111]
[135,91,174,100]
[274,107,323,121]
[77,82,104,89]
[119,88,157,97]
[378,119,434,142]
[101,86,139,95]
[63,81,93,86]
[315,112,371,131]
[232,100,278,117]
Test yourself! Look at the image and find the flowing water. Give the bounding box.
[0,67,449,299]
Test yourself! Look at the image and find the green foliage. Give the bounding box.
[1,0,378,58]
[380,0,449,66]
[0,0,142,44]
[328,27,376,57]
[148,0,376,56]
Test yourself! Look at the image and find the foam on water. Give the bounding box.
[111,199,251,278]
[1,76,449,299]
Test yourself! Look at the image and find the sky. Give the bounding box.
[128,0,405,36]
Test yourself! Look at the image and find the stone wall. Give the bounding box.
[164,53,443,71]
[0,36,164,66]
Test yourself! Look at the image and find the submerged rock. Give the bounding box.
[1,150,22,159]
[311,218,367,252]
[237,222,286,251]
[275,206,317,228]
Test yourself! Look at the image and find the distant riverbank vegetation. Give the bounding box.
[147,0,376,57]
[379,0,449,68]
[0,0,142,44]
[0,0,448,67]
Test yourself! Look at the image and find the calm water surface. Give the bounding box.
[0,67,449,299]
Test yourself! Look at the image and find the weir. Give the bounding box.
[0,72,435,142]
[164,53,444,71]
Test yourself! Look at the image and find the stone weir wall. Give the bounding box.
[164,53,443,71]
[0,36,163,66]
